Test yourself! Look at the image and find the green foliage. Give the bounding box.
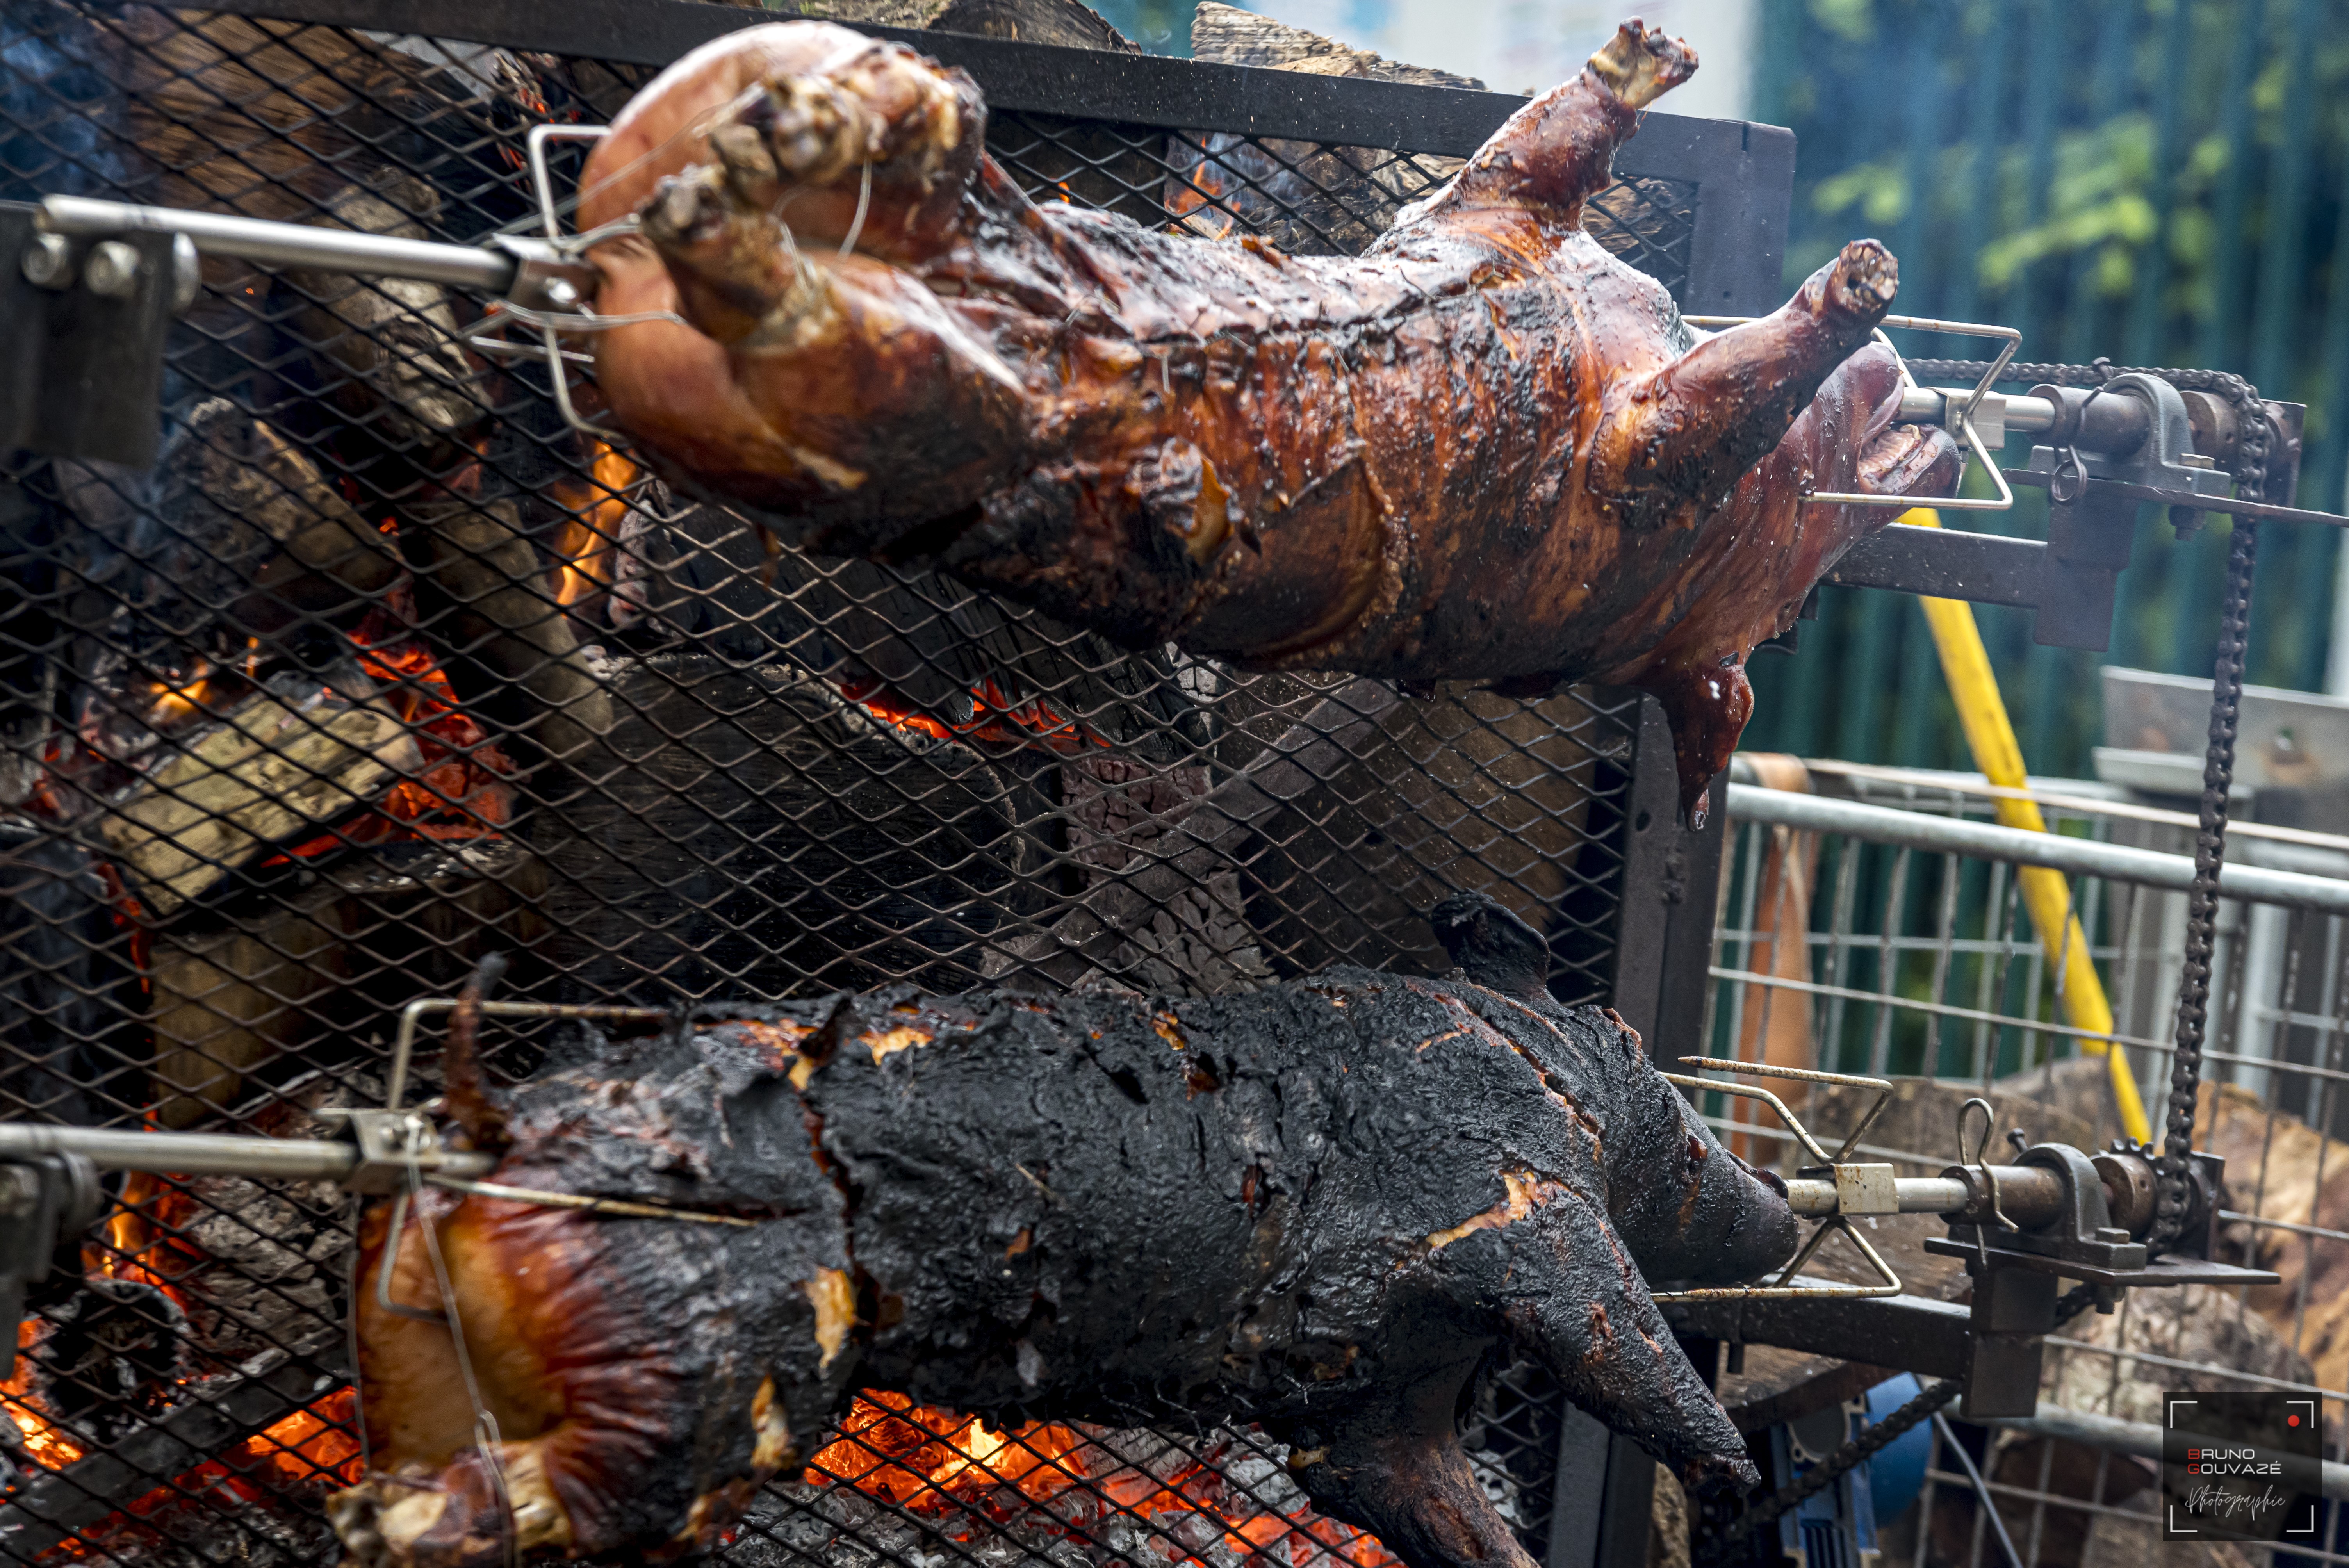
[1084,0,1198,53]
[1744,0,2349,778]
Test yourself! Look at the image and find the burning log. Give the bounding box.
[988,675,1607,995]
[94,677,422,918]
[580,18,1959,815]
[334,920,1796,1568]
[146,879,354,1128]
[400,498,614,785]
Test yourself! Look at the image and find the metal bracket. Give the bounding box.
[2022,373,2234,649]
[2,204,185,466]
[1651,1058,1904,1303]
[385,997,667,1110]
[0,1153,103,1382]
[1682,313,2021,515]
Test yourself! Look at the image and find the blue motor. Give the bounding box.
[1770,1374,1935,1566]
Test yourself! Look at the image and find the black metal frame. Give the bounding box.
[0,9,1800,1564]
[183,0,1795,319]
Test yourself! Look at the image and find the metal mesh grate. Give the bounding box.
[0,7,1708,1563]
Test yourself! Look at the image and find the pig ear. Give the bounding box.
[1503,1192,1758,1497]
[442,953,511,1146]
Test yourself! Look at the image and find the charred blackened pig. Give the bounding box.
[334,945,1795,1568]
[579,18,1959,814]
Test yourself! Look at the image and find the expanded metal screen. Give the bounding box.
[0,6,1720,1564]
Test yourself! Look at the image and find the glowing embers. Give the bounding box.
[5,1321,86,1469]
[21,1388,365,1564]
[262,603,517,863]
[837,674,1107,754]
[6,1173,364,1561]
[798,1392,1400,1568]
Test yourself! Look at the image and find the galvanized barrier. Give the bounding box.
[1709,761,2349,1566]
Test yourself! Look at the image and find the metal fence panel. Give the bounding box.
[1706,764,2349,1565]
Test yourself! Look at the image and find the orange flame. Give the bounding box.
[13,1173,364,1559]
[4,1172,201,1484]
[4,1320,86,1469]
[141,659,228,727]
[549,441,641,615]
[810,1393,1400,1568]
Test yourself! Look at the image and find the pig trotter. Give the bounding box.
[1586,18,1698,110]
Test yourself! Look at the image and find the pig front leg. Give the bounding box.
[1283,1344,1543,1568]
[1407,20,1696,224]
[1586,240,1902,531]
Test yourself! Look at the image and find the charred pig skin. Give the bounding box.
[578,18,1958,814]
[335,968,1796,1568]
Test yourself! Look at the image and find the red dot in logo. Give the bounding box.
[2290,1415,2303,1427]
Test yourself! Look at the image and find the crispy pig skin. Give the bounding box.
[336,969,1797,1568]
[579,18,1957,813]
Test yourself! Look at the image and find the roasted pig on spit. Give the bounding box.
[578,17,1957,813]
[334,905,1797,1568]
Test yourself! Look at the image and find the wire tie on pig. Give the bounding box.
[425,1173,764,1226]
[406,1153,522,1567]
[838,160,873,257]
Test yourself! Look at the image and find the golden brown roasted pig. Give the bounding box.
[579,18,1957,813]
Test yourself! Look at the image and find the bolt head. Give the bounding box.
[20,231,73,289]
[0,1164,39,1215]
[83,239,141,299]
[169,233,200,315]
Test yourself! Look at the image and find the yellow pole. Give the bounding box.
[1901,508,2153,1143]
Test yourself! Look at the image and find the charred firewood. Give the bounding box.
[1173,4,1478,257]
[768,0,1137,49]
[984,674,1608,995]
[532,651,1043,1001]
[398,499,613,787]
[334,954,1797,1568]
[580,19,1959,816]
[0,820,146,1126]
[146,877,355,1128]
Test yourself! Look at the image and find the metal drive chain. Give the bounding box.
[1709,1376,1959,1552]
[1904,358,2270,1249]
[1702,1286,2099,1555]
